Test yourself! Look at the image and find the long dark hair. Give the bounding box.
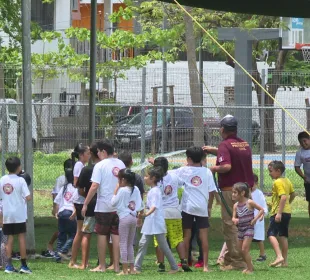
[118,168,136,194]
[63,168,74,196]
[89,142,99,161]
[71,143,88,164]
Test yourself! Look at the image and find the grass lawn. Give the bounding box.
[3,191,310,279]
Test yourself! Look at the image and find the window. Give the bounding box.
[72,0,79,11]
[31,0,55,31]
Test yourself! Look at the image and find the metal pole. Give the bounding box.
[282,109,286,174]
[199,34,203,105]
[162,16,168,153]
[259,69,265,190]
[89,0,97,144]
[22,0,35,253]
[140,67,146,164]
[1,101,7,176]
[103,0,112,93]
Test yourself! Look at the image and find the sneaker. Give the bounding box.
[12,252,21,260]
[20,265,32,274]
[256,255,267,262]
[194,260,204,268]
[181,259,192,272]
[5,265,18,274]
[157,262,165,272]
[41,250,55,258]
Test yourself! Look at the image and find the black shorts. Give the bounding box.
[267,213,291,238]
[181,211,209,230]
[304,183,310,202]
[74,203,84,221]
[3,223,26,235]
[94,212,119,236]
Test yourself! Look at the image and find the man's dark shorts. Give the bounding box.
[304,183,310,202]
[181,211,209,230]
[267,213,291,238]
[94,212,119,236]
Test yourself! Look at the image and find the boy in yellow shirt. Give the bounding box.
[267,161,296,268]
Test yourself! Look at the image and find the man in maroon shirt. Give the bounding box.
[203,115,254,271]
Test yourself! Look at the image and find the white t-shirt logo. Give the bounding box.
[128,201,136,211]
[112,167,120,177]
[164,185,173,195]
[3,183,14,195]
[191,176,202,187]
[64,192,73,202]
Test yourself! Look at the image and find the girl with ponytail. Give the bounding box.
[69,143,90,268]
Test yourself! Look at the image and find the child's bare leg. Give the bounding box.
[18,233,27,259]
[279,237,288,266]
[5,235,14,265]
[258,241,265,256]
[129,263,135,274]
[47,232,58,251]
[268,236,284,266]
[120,263,129,275]
[199,228,209,272]
[79,233,91,269]
[241,238,253,273]
[69,220,83,266]
[237,240,246,272]
[217,242,227,264]
[111,234,120,272]
[156,246,164,263]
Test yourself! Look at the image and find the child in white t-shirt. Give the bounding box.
[177,146,217,272]
[0,157,31,274]
[251,174,268,262]
[134,167,178,274]
[150,157,191,272]
[43,159,73,258]
[111,168,143,276]
[69,143,90,268]
[54,168,78,262]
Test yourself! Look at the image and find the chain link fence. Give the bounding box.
[0,63,309,195]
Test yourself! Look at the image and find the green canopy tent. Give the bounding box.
[158,0,310,17]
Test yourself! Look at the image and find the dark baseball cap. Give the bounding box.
[220,114,238,128]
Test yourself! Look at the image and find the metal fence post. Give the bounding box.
[22,0,35,253]
[1,101,7,176]
[162,16,168,153]
[141,67,146,165]
[259,69,265,190]
[282,109,286,175]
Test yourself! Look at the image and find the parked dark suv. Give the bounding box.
[115,108,198,152]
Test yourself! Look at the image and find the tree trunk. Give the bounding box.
[184,7,204,147]
[252,47,288,152]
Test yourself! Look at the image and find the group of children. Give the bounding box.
[2,130,310,274]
